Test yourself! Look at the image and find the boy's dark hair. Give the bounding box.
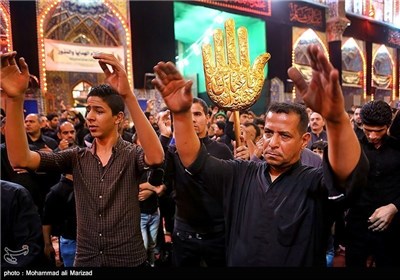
[267,102,309,134]
[311,140,328,151]
[87,84,124,116]
[215,120,226,131]
[360,100,392,127]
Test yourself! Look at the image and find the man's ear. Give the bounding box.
[301,132,311,149]
[115,112,125,124]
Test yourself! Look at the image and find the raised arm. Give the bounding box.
[288,45,360,181]
[152,61,199,167]
[1,52,41,170]
[93,53,163,166]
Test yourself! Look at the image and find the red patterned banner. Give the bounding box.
[194,0,271,16]
[288,1,324,28]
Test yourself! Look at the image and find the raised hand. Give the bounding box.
[152,61,193,114]
[146,98,155,112]
[157,110,172,137]
[288,45,345,123]
[201,18,270,111]
[0,52,30,98]
[93,53,131,97]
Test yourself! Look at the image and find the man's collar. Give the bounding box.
[88,136,125,155]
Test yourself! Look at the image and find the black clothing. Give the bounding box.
[139,170,158,215]
[389,111,400,140]
[346,135,400,267]
[1,180,46,267]
[354,125,364,140]
[162,136,233,233]
[1,143,50,216]
[172,229,225,266]
[26,135,62,212]
[224,121,235,150]
[42,127,58,143]
[161,135,233,266]
[42,176,76,240]
[306,130,328,149]
[186,144,368,266]
[353,136,400,210]
[217,134,233,151]
[28,134,58,151]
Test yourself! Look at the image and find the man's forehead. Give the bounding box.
[60,122,75,129]
[310,112,322,118]
[25,114,38,121]
[265,111,298,119]
[363,124,387,131]
[264,112,299,128]
[191,104,205,114]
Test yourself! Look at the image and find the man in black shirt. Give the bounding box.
[42,121,78,267]
[153,45,368,266]
[1,180,47,267]
[159,97,233,266]
[353,106,364,140]
[345,100,400,267]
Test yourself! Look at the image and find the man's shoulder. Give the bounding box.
[42,135,58,148]
[301,148,322,168]
[1,180,31,201]
[206,138,233,159]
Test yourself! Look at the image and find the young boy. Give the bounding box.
[1,52,164,267]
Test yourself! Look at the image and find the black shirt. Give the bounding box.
[1,180,45,267]
[353,135,400,213]
[139,170,159,214]
[42,176,76,240]
[162,135,233,233]
[28,134,58,151]
[186,144,369,266]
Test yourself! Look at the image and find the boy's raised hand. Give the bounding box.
[93,53,131,97]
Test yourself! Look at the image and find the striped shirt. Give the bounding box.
[38,137,147,267]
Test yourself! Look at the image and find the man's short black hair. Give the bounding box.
[46,112,58,121]
[215,121,226,131]
[267,102,309,134]
[361,100,392,127]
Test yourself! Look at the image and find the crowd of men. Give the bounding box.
[1,46,399,270]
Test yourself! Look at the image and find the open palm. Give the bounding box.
[201,19,270,110]
[288,45,344,123]
[152,61,193,114]
[0,52,30,98]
